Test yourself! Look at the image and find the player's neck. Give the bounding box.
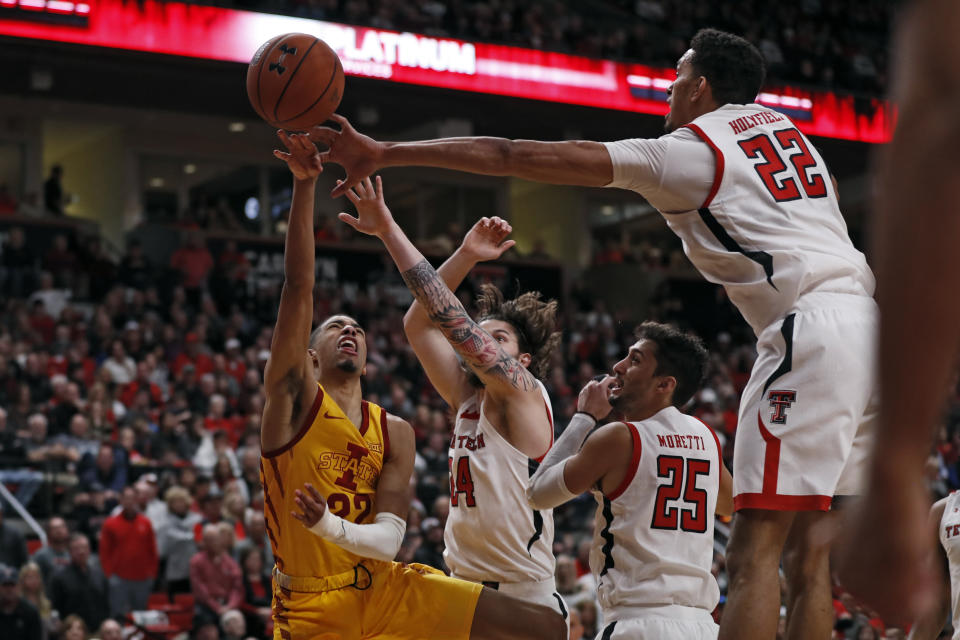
[320,373,363,417]
[622,399,673,423]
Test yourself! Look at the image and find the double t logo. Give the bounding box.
[767,390,797,424]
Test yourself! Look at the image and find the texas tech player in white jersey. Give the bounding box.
[608,104,873,336]
[591,407,721,637]
[940,491,960,638]
[445,380,557,586]
[606,104,878,510]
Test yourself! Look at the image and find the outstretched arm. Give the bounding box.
[260,132,323,453]
[341,176,536,396]
[402,217,516,408]
[309,114,613,197]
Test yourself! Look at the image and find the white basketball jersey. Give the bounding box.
[590,406,721,618]
[443,381,556,583]
[667,105,875,335]
[940,491,960,639]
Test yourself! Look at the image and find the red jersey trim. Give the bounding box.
[261,385,323,458]
[359,401,371,437]
[606,422,642,501]
[533,396,556,464]
[382,411,391,461]
[731,411,832,512]
[684,123,725,208]
[734,493,832,512]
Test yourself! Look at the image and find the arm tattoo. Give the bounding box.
[401,260,536,391]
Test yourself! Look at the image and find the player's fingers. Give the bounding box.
[374,175,383,199]
[310,127,339,147]
[295,133,315,153]
[329,113,350,130]
[305,483,325,504]
[338,212,361,229]
[499,240,516,252]
[331,176,361,198]
[340,182,361,205]
[273,150,292,161]
[317,151,331,164]
[363,176,374,195]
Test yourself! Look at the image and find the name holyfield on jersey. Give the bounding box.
[728,110,787,135]
[656,433,709,451]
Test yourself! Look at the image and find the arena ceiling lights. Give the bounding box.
[0,0,894,143]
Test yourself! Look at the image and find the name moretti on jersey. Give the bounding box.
[657,433,708,451]
[728,110,786,135]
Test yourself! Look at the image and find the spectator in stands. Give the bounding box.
[18,562,55,639]
[54,414,97,463]
[31,518,71,590]
[75,443,126,518]
[220,608,247,640]
[98,486,158,619]
[160,486,200,596]
[43,235,77,290]
[48,380,80,437]
[170,232,213,306]
[412,517,444,571]
[173,334,213,378]
[234,512,272,573]
[0,563,41,640]
[50,534,107,632]
[60,614,86,640]
[118,240,151,291]
[238,545,270,638]
[43,166,65,216]
[190,523,243,626]
[96,618,122,640]
[79,238,115,302]
[2,227,37,298]
[0,508,28,570]
[0,438,45,512]
[134,477,168,534]
[101,340,135,386]
[28,274,70,323]
[119,360,163,411]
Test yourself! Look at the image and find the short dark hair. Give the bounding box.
[635,322,708,407]
[476,284,561,380]
[689,28,766,106]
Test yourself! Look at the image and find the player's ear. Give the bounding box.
[659,376,677,395]
[519,352,532,369]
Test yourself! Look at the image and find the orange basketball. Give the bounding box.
[246,33,344,130]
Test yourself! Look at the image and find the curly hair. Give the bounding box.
[635,321,708,407]
[475,283,561,380]
[690,28,766,106]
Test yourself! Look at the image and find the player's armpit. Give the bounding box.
[563,422,634,496]
[716,462,734,517]
[373,414,417,520]
[400,259,537,395]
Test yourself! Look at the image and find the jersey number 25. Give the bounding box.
[650,455,710,533]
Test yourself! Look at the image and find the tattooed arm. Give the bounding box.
[338,177,536,394]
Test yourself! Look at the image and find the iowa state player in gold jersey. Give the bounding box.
[259,130,566,640]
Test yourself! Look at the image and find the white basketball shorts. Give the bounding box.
[732,292,878,512]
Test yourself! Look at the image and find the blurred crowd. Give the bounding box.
[0,218,945,639]
[194,0,896,97]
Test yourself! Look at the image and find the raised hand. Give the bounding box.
[291,483,327,528]
[338,175,397,238]
[273,130,324,181]
[307,114,381,198]
[577,375,616,422]
[459,216,517,262]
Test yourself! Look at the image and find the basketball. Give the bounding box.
[246,33,344,130]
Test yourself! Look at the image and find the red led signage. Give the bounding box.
[0,0,893,142]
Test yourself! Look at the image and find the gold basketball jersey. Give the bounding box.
[261,383,388,578]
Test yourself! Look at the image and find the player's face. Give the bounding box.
[609,339,665,412]
[665,49,699,132]
[312,315,367,375]
[459,319,531,387]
